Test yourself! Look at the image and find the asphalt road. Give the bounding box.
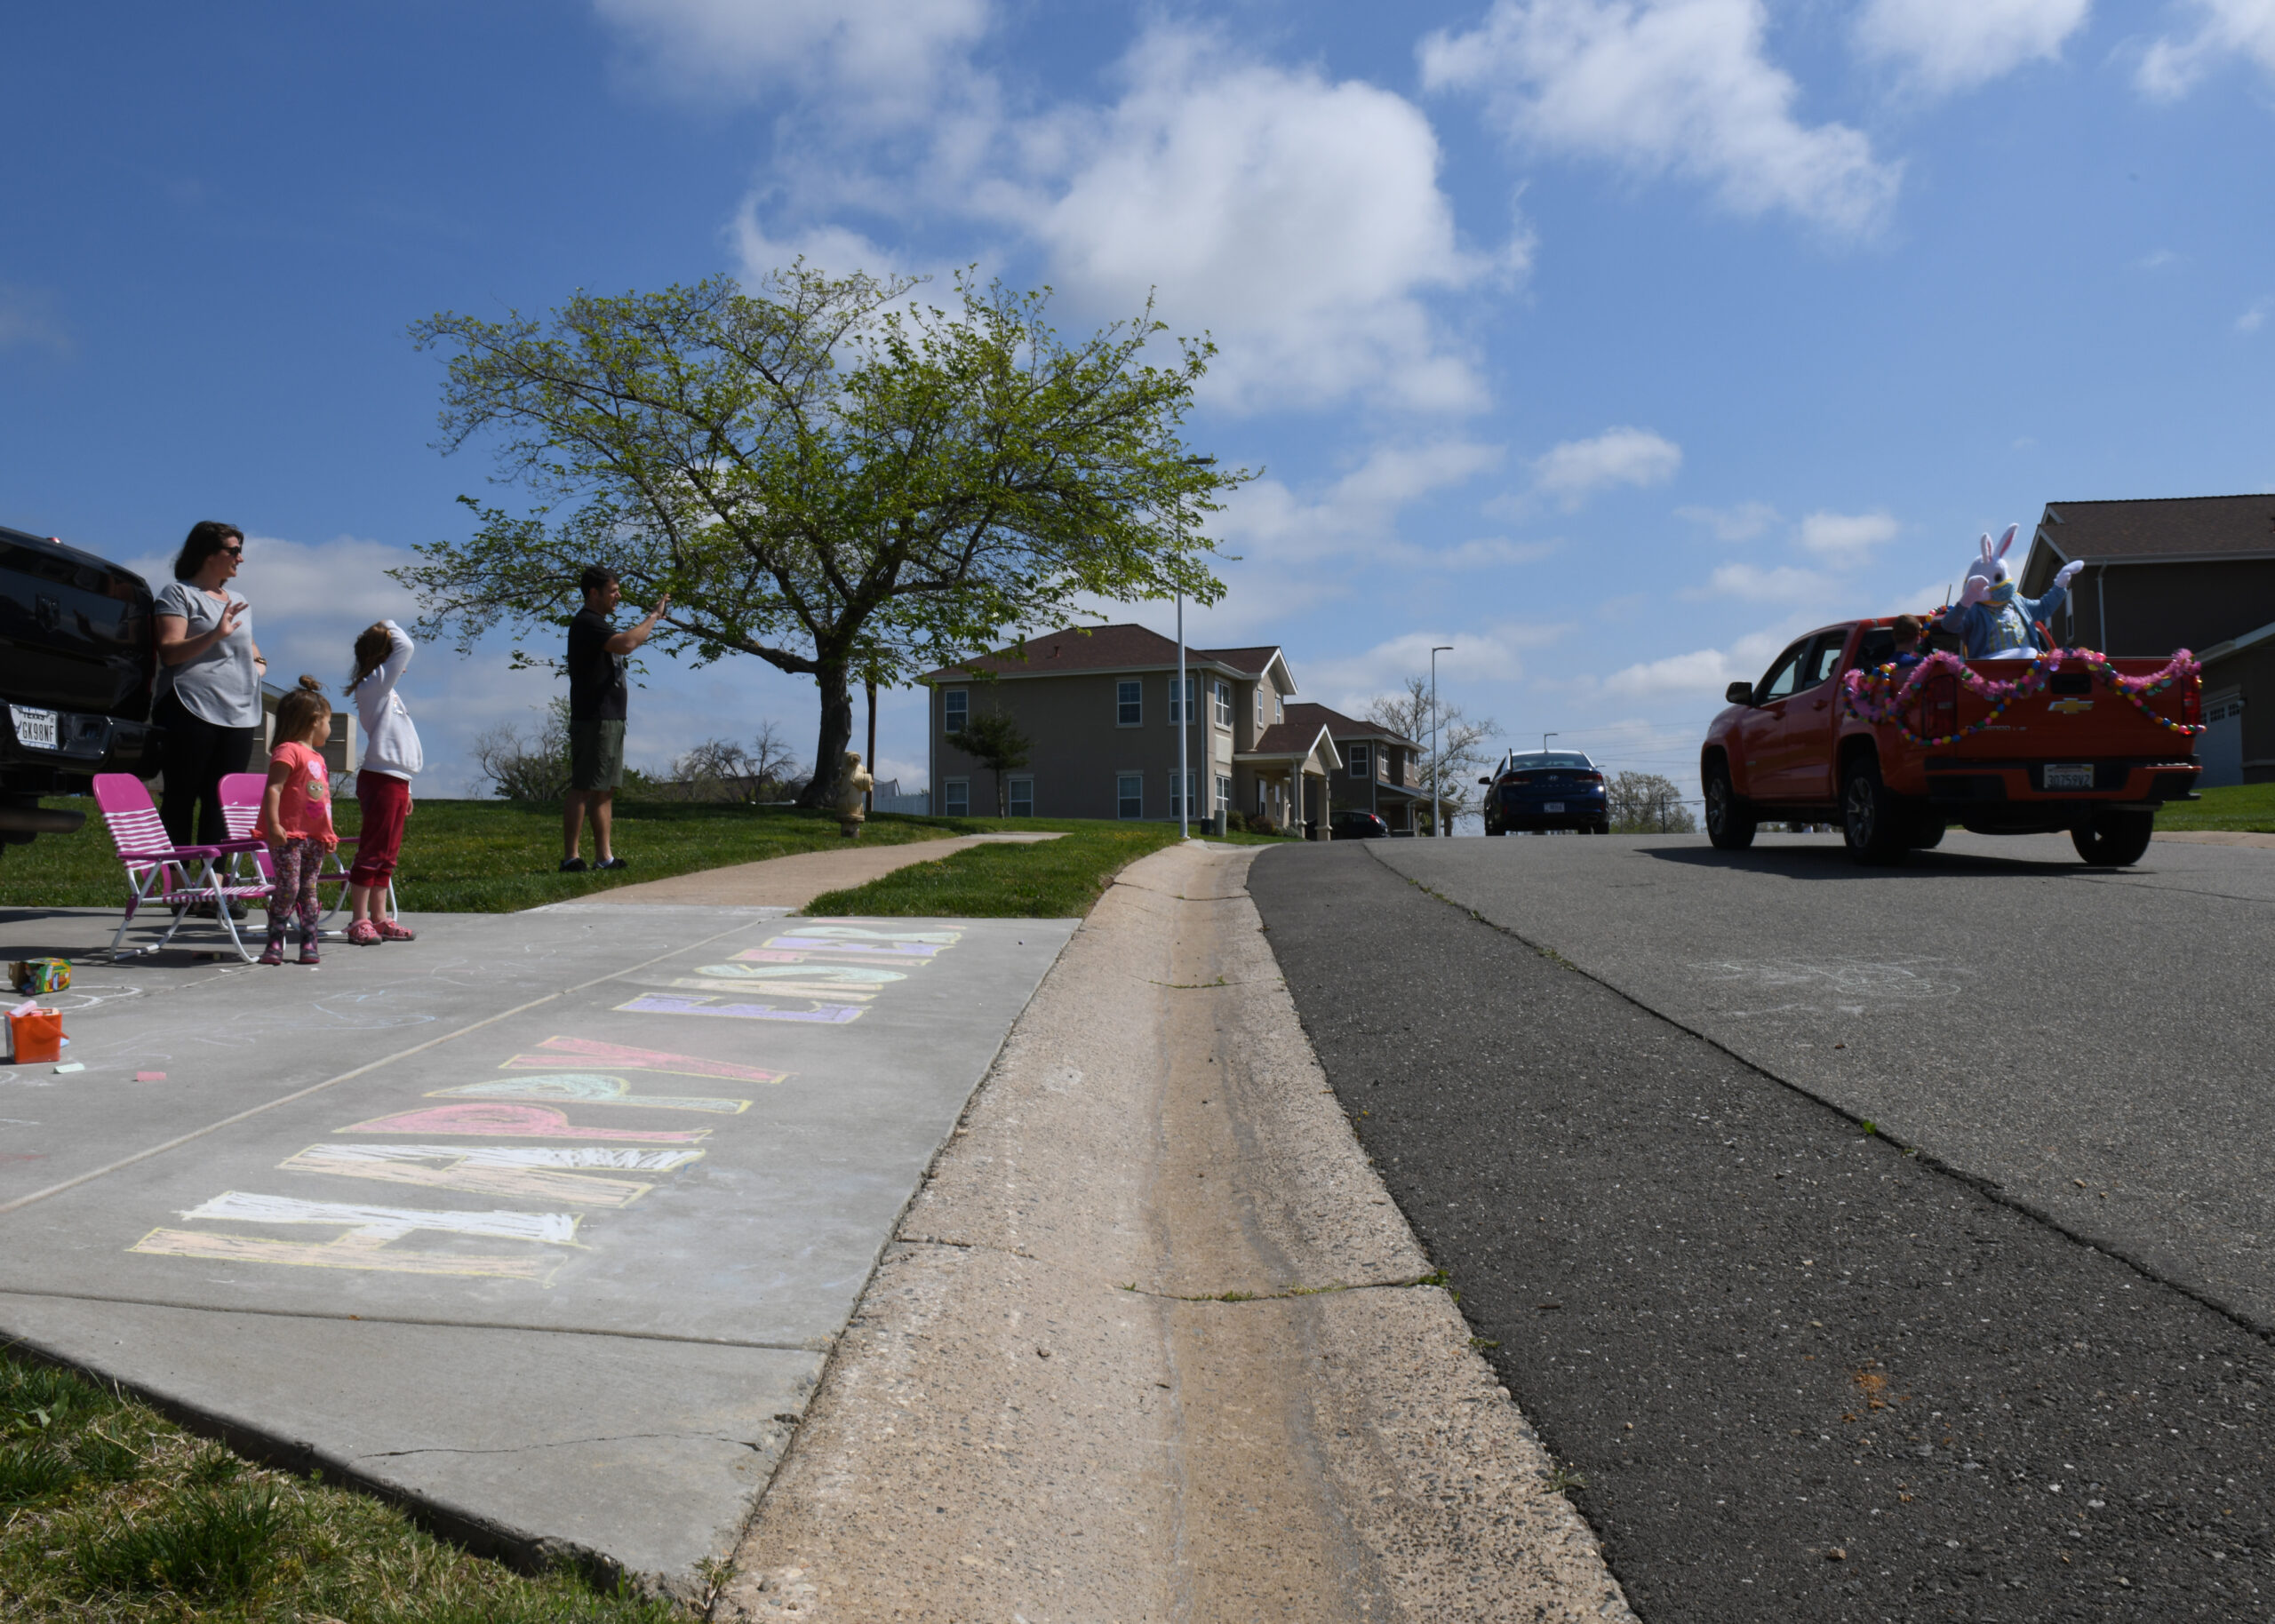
[1249,836,2274,1622]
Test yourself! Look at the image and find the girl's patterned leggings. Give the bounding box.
[267,838,323,951]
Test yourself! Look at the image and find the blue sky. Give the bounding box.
[4,1,2271,801]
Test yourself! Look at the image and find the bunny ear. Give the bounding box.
[1995,523,2018,559]
[1977,532,1996,562]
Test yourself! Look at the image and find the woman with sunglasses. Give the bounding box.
[153,520,267,847]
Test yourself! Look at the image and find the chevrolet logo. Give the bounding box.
[2048,697,2095,715]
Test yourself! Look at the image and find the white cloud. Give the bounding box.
[593,0,990,114]
[2239,299,2269,333]
[1531,426,1682,506]
[0,283,70,358]
[1420,0,1902,237]
[1217,439,1506,564]
[2138,0,2275,99]
[1677,499,1780,540]
[1305,623,1568,709]
[1694,561,1833,601]
[1797,507,1898,563]
[1602,623,1789,696]
[997,30,1512,413]
[1855,0,2090,96]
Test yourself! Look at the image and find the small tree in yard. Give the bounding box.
[1364,678,1498,833]
[946,710,1032,817]
[398,267,1241,809]
[1608,770,1698,833]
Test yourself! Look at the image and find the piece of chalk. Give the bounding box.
[53,1063,84,1074]
[135,1071,166,1082]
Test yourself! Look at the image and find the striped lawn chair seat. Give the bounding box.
[92,774,272,963]
[216,772,381,932]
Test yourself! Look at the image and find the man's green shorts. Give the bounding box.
[569,719,626,792]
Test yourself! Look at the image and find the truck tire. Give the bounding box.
[1841,755,1909,865]
[1704,761,1756,851]
[2071,811,2153,866]
[1909,816,1946,850]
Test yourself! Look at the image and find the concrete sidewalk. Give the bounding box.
[588,832,1066,909]
[723,842,1631,1621]
[0,901,1074,1591]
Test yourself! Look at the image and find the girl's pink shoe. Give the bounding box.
[375,919,416,942]
[347,919,382,946]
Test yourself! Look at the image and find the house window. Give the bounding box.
[944,688,969,736]
[1216,774,1232,814]
[1256,779,1268,813]
[1213,680,1232,728]
[1274,695,1284,723]
[1168,674,1195,722]
[1169,769,1197,818]
[1255,688,1264,729]
[1116,773,1143,819]
[945,778,970,817]
[1008,776,1034,817]
[1348,744,1370,779]
[1117,680,1142,727]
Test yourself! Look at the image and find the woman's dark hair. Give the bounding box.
[274,675,331,745]
[172,521,244,582]
[347,623,393,695]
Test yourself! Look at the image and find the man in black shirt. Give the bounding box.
[562,565,669,872]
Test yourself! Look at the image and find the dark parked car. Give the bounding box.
[1329,809,1389,840]
[1481,750,1608,835]
[0,524,163,856]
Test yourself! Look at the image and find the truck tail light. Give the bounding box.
[2183,675,2201,729]
[1915,673,1959,737]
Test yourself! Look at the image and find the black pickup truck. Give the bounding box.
[0,524,163,855]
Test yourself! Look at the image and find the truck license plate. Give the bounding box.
[9,706,56,751]
[2044,763,2094,790]
[1544,800,1565,813]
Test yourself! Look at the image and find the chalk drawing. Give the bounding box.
[615,993,865,1023]
[429,1073,753,1114]
[339,1102,711,1142]
[649,976,881,999]
[696,962,906,984]
[790,925,964,943]
[132,1228,559,1281]
[744,939,949,961]
[1689,957,1964,1016]
[500,1035,783,1083]
[170,1190,581,1243]
[132,1190,583,1280]
[281,1142,704,1206]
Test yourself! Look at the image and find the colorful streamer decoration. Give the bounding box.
[1840,648,2203,748]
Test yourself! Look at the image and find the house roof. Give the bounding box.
[2029,496,2275,569]
[1281,701,1420,751]
[922,624,1294,688]
[1239,719,1342,770]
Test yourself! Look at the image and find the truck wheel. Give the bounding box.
[1841,756,1909,865]
[1704,763,1756,851]
[2071,811,2153,866]
[1908,816,1946,850]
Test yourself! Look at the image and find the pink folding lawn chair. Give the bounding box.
[217,772,393,932]
[92,774,272,963]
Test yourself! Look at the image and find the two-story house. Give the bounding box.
[1285,703,1429,833]
[922,625,1338,833]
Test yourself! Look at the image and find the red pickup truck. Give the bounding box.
[1700,617,2201,866]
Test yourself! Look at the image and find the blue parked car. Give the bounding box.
[1481,751,1609,835]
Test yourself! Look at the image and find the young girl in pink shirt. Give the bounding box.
[256,676,339,967]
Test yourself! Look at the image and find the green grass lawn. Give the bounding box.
[3,796,964,914]
[2157,781,2275,832]
[805,818,1295,918]
[0,1346,683,1622]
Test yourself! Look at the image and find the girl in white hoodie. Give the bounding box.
[342,619,424,944]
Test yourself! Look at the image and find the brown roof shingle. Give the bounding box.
[924,625,1288,683]
[1281,701,1420,751]
[2035,496,2275,563]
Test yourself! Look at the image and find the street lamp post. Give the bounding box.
[1430,645,1452,838]
[1175,455,1215,841]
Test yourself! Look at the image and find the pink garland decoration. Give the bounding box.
[1840,648,2204,748]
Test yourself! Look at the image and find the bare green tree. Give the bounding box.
[399,267,1243,808]
[1607,770,1698,833]
[1364,677,1497,832]
[946,709,1033,817]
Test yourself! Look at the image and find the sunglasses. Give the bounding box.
[219,547,243,558]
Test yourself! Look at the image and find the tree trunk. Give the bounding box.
[997,767,1008,818]
[799,661,857,809]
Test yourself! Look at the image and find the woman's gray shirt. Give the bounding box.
[154,581,261,728]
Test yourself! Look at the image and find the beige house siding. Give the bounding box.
[931,665,1293,822]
